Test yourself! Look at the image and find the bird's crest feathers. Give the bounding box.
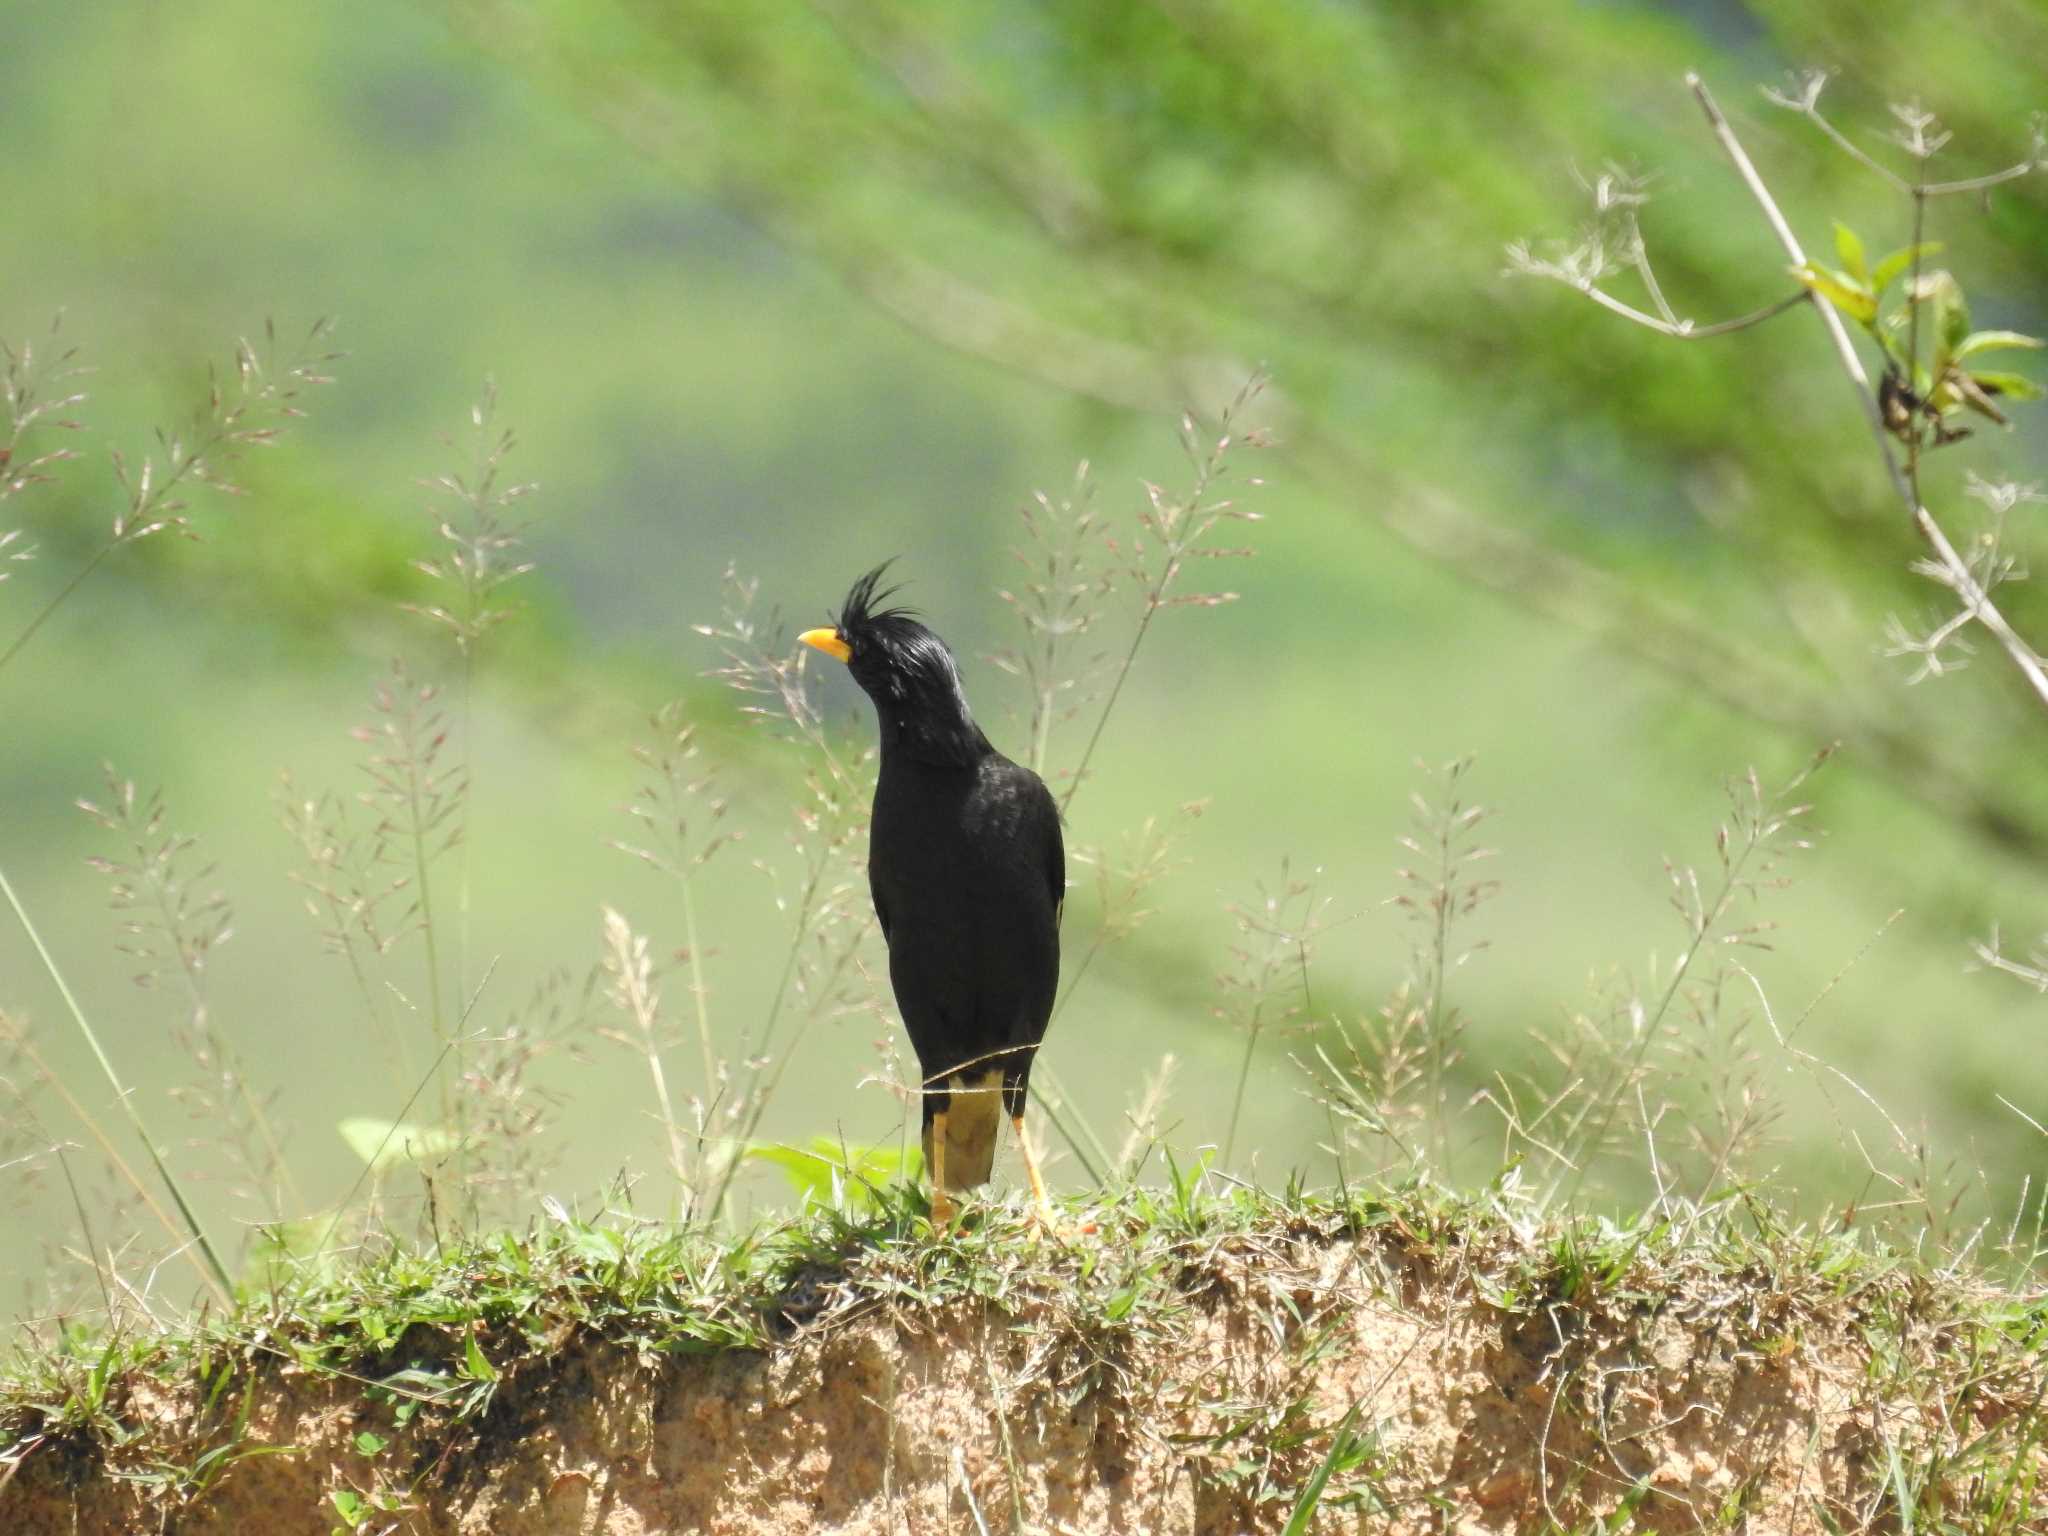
[836,560,918,639]
[824,562,987,765]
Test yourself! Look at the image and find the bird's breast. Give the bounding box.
[869,762,1054,929]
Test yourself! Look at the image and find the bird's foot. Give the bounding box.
[1024,1195,1098,1244]
[927,1191,961,1234]
[1012,1113,1095,1240]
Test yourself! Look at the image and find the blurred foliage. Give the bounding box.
[457,0,2048,858]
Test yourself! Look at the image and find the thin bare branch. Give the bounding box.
[1688,73,2048,717]
[1785,101,1911,191]
[1921,161,2040,198]
[1577,284,1808,340]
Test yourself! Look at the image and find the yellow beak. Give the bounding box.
[799,627,852,663]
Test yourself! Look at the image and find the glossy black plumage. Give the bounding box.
[805,566,1064,1204]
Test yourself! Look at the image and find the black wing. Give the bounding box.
[1042,789,1066,929]
[869,865,893,944]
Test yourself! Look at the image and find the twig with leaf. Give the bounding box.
[1708,76,2048,707]
[1513,74,2048,712]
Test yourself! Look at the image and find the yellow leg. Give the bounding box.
[929,1111,956,1229]
[1014,1114,1055,1225]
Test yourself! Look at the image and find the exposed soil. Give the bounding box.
[5,1207,2043,1534]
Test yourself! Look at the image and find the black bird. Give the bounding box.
[800,566,1064,1225]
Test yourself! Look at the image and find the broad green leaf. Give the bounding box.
[1791,263,1876,325]
[1955,330,2046,359]
[1968,370,2045,401]
[1832,221,1867,283]
[1942,291,1972,357]
[1907,270,1970,364]
[337,1116,461,1173]
[1870,241,1944,295]
[744,1137,920,1209]
[353,1431,388,1456]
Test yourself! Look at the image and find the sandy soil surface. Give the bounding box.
[8,1216,2040,1533]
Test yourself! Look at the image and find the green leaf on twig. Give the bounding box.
[1832,221,1868,284]
[1955,330,2046,360]
[1870,242,1943,296]
[1968,370,2044,402]
[1791,262,1876,324]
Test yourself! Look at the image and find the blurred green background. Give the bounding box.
[4,0,2046,1312]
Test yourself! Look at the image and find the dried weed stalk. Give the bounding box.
[613,704,737,1095]
[0,318,338,677]
[1217,861,1330,1172]
[1725,908,2012,1260]
[0,1019,58,1283]
[273,388,543,1228]
[1052,804,1205,1029]
[1393,758,1497,1175]
[406,385,537,1048]
[1510,752,1829,1207]
[1115,1052,1179,1178]
[989,459,1115,778]
[350,661,468,1137]
[1003,377,1270,1172]
[597,907,699,1219]
[1315,759,1497,1182]
[405,382,537,657]
[1060,371,1270,814]
[460,967,598,1210]
[278,777,413,1097]
[697,569,879,1219]
[0,867,231,1300]
[77,767,297,1217]
[0,321,338,1308]
[0,315,89,581]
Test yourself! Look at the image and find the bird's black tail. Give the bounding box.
[925,1070,1003,1191]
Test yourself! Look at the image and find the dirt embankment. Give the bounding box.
[6,1204,2043,1534]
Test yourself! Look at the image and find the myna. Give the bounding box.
[802,565,1064,1225]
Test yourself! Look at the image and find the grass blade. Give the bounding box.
[1282,1403,1362,1536]
[0,860,232,1298]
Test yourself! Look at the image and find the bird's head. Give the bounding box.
[800,563,987,764]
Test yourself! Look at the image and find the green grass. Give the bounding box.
[3,1180,2043,1532]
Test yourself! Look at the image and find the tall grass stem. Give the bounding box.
[0,861,232,1298]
